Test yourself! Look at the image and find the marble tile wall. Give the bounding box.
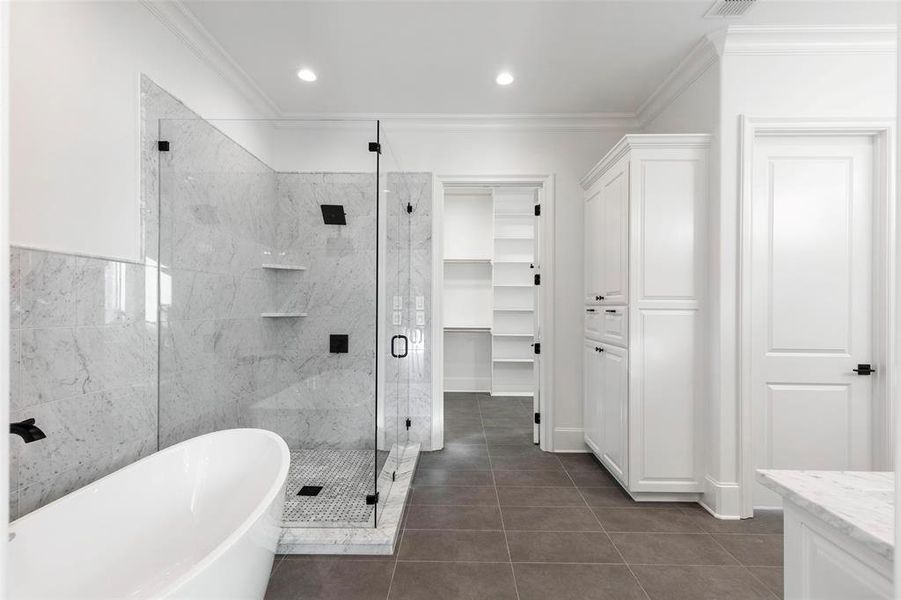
[156,114,282,449]
[8,247,157,519]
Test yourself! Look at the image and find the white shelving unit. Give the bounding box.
[442,186,540,396]
[490,189,537,397]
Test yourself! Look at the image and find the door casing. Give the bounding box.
[738,117,897,518]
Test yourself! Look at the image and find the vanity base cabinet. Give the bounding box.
[784,503,892,600]
[582,134,710,498]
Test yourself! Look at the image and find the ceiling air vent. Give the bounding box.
[704,0,757,18]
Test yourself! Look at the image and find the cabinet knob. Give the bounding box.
[605,309,617,314]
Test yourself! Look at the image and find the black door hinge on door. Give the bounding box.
[157,141,170,152]
[534,413,540,424]
[368,142,381,154]
[533,343,541,355]
[366,492,379,505]
[534,274,540,285]
[534,204,541,216]
[405,418,411,430]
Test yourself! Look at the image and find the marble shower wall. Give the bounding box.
[383,173,434,450]
[269,173,378,449]
[157,116,283,449]
[8,248,157,519]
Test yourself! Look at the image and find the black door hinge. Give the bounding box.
[406,202,413,214]
[158,141,170,152]
[366,492,379,505]
[405,417,412,430]
[534,274,541,285]
[534,204,541,216]
[368,142,381,154]
[534,343,541,355]
[534,412,541,424]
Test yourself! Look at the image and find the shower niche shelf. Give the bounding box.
[262,263,308,271]
[261,312,309,318]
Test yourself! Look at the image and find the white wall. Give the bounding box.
[1,0,10,589]
[645,33,897,517]
[271,125,630,451]
[10,1,272,263]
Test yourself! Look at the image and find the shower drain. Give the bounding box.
[283,449,375,527]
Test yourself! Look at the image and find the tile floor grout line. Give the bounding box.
[562,457,654,600]
[480,396,522,600]
[706,530,782,600]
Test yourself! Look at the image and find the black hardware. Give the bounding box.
[10,418,46,444]
[157,140,170,152]
[533,343,541,355]
[366,492,379,505]
[595,295,605,301]
[405,417,412,430]
[534,204,541,216]
[368,142,381,154]
[605,309,617,314]
[392,471,396,482]
[391,335,409,358]
[595,347,604,353]
[586,308,596,312]
[330,334,349,353]
[298,485,323,497]
[406,202,413,214]
[534,412,541,424]
[853,363,876,375]
[320,204,347,225]
[534,274,541,285]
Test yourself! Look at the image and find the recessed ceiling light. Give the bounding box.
[496,71,514,86]
[297,68,317,82]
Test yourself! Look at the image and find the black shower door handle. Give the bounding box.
[391,335,409,358]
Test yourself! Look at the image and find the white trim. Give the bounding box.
[580,134,712,189]
[139,0,281,118]
[737,117,897,518]
[284,113,640,133]
[702,476,742,519]
[551,428,587,453]
[636,36,720,128]
[433,174,555,451]
[721,25,897,56]
[1,0,10,583]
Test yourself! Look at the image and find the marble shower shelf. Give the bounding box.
[262,264,308,271]
[261,312,309,318]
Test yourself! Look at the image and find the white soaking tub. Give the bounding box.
[9,429,290,600]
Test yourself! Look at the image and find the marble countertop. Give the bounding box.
[757,470,894,561]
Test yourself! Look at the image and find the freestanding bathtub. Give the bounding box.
[9,429,290,599]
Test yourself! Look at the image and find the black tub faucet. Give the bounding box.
[10,418,46,443]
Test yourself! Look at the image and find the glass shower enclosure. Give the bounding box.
[156,117,411,528]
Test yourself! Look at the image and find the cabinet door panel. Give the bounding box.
[600,344,628,482]
[583,339,604,452]
[600,161,629,305]
[584,185,604,304]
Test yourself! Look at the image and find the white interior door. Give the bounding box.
[750,134,875,508]
[532,190,541,444]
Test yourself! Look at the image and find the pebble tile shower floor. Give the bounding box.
[283,449,376,527]
[265,393,785,599]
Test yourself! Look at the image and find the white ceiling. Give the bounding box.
[183,0,897,116]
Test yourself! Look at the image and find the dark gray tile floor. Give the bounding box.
[265,392,784,600]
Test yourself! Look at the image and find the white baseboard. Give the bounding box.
[701,475,742,519]
[552,427,589,453]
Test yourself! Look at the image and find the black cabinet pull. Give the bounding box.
[586,308,596,313]
[605,309,617,314]
[853,363,875,375]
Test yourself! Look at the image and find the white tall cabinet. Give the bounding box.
[582,134,709,498]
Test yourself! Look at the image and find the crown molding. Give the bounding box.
[139,0,281,118]
[274,112,641,132]
[580,133,711,189]
[721,25,897,55]
[635,35,720,129]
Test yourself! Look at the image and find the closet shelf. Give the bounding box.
[261,312,308,318]
[445,325,491,331]
[494,308,534,313]
[262,263,308,271]
[493,284,533,288]
[493,259,533,265]
[494,234,534,240]
[444,258,493,264]
[493,358,534,363]
[491,332,534,338]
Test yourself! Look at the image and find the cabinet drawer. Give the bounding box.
[585,306,628,347]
